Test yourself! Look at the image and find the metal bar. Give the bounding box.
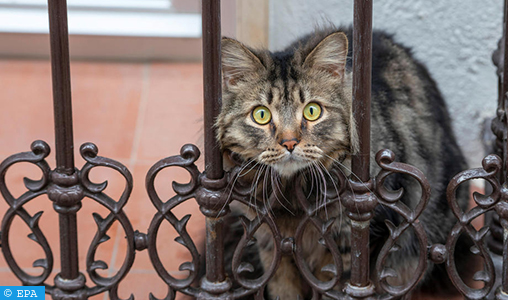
[351,0,373,183]
[47,0,80,283]
[350,220,370,286]
[503,0,508,130]
[348,0,373,291]
[201,0,227,289]
[48,0,75,174]
[502,0,508,294]
[202,0,224,180]
[58,213,79,279]
[500,0,506,120]
[505,0,507,24]
[487,0,508,257]
[502,219,508,296]
[205,217,226,283]
[503,0,508,122]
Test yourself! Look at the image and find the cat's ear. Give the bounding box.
[221,37,265,87]
[303,32,348,80]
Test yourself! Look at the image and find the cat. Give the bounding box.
[215,27,470,299]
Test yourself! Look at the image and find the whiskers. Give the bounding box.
[322,153,391,219]
[220,148,374,224]
[217,158,259,218]
[246,164,296,221]
[221,157,294,220]
[269,167,294,215]
[323,153,377,196]
[309,162,328,216]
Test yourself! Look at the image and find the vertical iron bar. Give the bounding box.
[48,0,75,174]
[205,218,225,283]
[502,0,508,295]
[497,0,507,112]
[350,0,373,288]
[58,213,79,280]
[488,0,508,256]
[202,0,224,180]
[351,0,373,183]
[48,0,80,283]
[502,219,508,295]
[201,0,227,287]
[350,219,371,287]
[500,0,508,172]
[501,0,507,129]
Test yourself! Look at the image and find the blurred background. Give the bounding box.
[0,0,501,299]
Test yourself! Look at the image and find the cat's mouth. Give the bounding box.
[271,153,314,178]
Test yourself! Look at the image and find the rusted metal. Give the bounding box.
[346,0,375,294]
[202,0,224,181]
[0,141,54,291]
[501,0,508,291]
[48,0,74,174]
[145,144,202,299]
[198,1,231,299]
[351,0,372,184]
[1,0,508,299]
[446,156,499,300]
[502,0,508,186]
[47,1,83,297]
[504,0,508,118]
[80,143,136,299]
[0,1,137,299]
[372,150,431,297]
[488,0,508,257]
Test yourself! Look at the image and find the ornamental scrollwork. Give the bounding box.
[2,143,508,299]
[370,149,431,298]
[0,141,136,299]
[444,154,501,300]
[0,140,54,291]
[145,144,202,299]
[79,142,136,300]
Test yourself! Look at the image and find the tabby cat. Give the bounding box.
[216,27,469,299]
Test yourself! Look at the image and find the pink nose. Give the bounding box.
[281,139,299,152]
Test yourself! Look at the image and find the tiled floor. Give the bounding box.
[0,59,486,299]
[0,60,205,299]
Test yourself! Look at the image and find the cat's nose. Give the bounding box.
[281,138,299,152]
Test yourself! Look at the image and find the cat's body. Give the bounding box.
[217,27,469,299]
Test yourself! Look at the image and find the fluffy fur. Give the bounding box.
[216,27,469,299]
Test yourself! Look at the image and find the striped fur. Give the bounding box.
[217,28,469,299]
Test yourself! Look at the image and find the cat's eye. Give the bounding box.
[303,103,322,121]
[252,106,272,125]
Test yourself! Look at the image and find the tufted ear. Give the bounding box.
[303,32,349,80]
[221,37,265,87]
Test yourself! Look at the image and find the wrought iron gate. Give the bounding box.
[2,0,508,299]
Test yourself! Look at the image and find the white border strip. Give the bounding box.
[0,8,201,37]
[0,0,172,10]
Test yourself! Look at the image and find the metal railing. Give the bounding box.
[1,0,508,299]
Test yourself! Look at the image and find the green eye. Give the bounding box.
[303,103,322,121]
[252,106,272,125]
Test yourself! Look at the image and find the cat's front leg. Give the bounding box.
[259,253,304,300]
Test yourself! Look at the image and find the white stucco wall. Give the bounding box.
[269,0,503,167]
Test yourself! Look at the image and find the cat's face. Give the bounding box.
[217,32,357,178]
